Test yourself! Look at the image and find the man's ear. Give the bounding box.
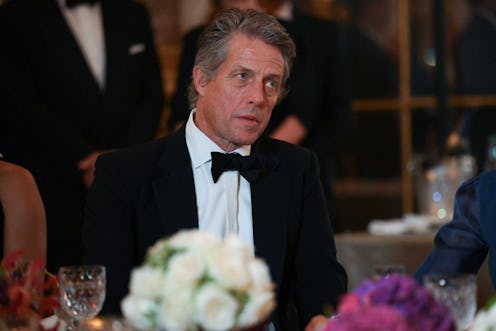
[193,66,209,96]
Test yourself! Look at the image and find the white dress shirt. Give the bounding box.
[57,0,106,90]
[185,110,254,251]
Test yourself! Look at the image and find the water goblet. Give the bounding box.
[424,273,477,331]
[58,265,106,331]
[371,263,406,279]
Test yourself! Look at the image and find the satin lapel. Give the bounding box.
[39,0,101,95]
[251,157,290,283]
[152,129,199,236]
[101,0,126,99]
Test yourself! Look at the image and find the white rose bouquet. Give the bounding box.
[121,230,275,331]
[470,297,496,331]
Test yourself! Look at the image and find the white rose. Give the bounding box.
[156,287,195,331]
[207,248,249,289]
[486,305,496,321]
[121,295,158,330]
[168,230,219,250]
[247,259,273,292]
[224,235,253,260]
[237,292,275,328]
[471,311,489,330]
[487,306,496,328]
[164,250,206,287]
[148,237,169,256]
[129,266,167,298]
[194,284,238,331]
[471,306,496,331]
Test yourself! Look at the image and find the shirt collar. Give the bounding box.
[185,109,251,169]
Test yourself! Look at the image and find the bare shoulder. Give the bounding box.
[0,160,33,180]
[0,161,37,196]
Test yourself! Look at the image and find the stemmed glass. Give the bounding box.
[58,265,106,330]
[424,273,477,331]
[371,263,406,279]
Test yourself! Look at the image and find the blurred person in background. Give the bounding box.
[452,0,496,173]
[342,0,435,179]
[0,0,164,272]
[0,158,47,262]
[344,0,401,179]
[170,0,351,220]
[415,169,496,288]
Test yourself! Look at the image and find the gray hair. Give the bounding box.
[187,8,296,108]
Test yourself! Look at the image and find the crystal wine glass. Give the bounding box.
[424,273,477,331]
[371,263,406,279]
[58,265,106,330]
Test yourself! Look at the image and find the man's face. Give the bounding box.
[193,33,285,152]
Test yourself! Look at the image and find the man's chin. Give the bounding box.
[237,135,262,146]
[232,130,264,146]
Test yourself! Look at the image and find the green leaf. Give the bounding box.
[145,244,185,272]
[485,296,496,310]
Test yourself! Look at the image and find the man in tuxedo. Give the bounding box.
[414,170,496,288]
[83,8,347,331]
[0,0,164,272]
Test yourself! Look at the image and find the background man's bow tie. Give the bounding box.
[211,152,276,183]
[66,0,99,8]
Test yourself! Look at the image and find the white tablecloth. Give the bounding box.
[335,232,495,308]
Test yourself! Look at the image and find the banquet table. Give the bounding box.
[335,232,495,308]
[74,316,131,331]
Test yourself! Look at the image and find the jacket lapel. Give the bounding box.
[150,132,291,281]
[100,0,117,94]
[250,143,290,283]
[39,0,101,96]
[101,0,130,100]
[152,128,199,236]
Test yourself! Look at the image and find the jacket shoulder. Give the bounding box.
[97,138,167,176]
[256,138,317,168]
[107,0,146,10]
[293,9,341,34]
[104,0,149,19]
[0,0,36,21]
[182,25,205,42]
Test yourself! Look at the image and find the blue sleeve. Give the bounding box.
[414,175,489,283]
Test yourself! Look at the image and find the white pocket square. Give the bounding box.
[129,43,146,55]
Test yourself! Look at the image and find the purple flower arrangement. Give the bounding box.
[324,274,456,331]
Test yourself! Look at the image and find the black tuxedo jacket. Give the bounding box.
[0,0,164,167]
[0,0,164,271]
[83,127,347,330]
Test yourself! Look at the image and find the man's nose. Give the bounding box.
[247,81,265,105]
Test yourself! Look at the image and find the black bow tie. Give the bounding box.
[211,152,275,183]
[66,0,99,8]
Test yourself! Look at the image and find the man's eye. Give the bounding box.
[237,72,248,80]
[265,80,280,95]
[266,80,279,89]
